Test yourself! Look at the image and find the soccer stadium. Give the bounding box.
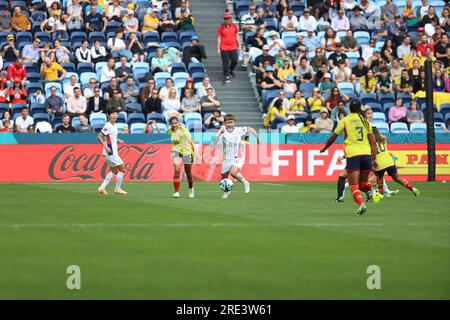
[0,0,449,302]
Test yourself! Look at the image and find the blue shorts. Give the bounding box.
[374,165,398,178]
[346,155,372,172]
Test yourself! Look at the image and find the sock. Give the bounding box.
[359,181,372,193]
[378,184,384,195]
[188,179,193,189]
[402,180,414,191]
[235,173,247,184]
[350,184,364,206]
[337,176,346,199]
[383,180,391,193]
[100,172,115,189]
[174,178,181,192]
[115,172,124,190]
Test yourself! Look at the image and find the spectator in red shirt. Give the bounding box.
[7,58,27,86]
[217,11,239,84]
[416,34,434,57]
[0,77,9,103]
[9,77,27,104]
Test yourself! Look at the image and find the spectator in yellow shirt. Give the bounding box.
[360,69,377,93]
[288,90,307,115]
[41,57,67,81]
[142,8,159,34]
[277,57,295,82]
[307,88,325,113]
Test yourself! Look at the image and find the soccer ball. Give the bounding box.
[219,178,234,192]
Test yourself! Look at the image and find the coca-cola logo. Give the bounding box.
[48,145,160,181]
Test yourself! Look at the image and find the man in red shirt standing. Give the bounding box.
[7,58,27,86]
[416,34,434,57]
[217,11,240,84]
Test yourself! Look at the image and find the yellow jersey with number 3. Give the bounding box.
[334,113,373,158]
[374,141,395,171]
[167,125,194,156]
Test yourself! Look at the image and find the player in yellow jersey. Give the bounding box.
[321,99,378,215]
[372,127,420,198]
[167,116,196,198]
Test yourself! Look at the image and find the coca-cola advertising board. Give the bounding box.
[0,144,449,182]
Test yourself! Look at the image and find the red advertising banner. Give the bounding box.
[0,144,449,182]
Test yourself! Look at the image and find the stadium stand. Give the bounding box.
[232,0,450,133]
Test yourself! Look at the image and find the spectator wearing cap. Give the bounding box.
[159,9,177,33]
[381,0,398,23]
[331,8,349,32]
[281,8,299,32]
[11,6,31,31]
[303,31,320,54]
[318,73,334,95]
[295,57,315,84]
[181,77,196,98]
[298,8,317,32]
[142,8,160,34]
[200,87,222,117]
[217,11,240,83]
[253,44,276,75]
[281,115,299,133]
[182,35,207,66]
[176,7,195,31]
[9,77,27,104]
[123,10,139,34]
[349,5,368,31]
[15,107,34,133]
[0,7,11,32]
[7,58,27,85]
[283,74,297,95]
[161,43,182,64]
[267,30,285,56]
[1,34,19,63]
[261,66,282,112]
[277,57,295,83]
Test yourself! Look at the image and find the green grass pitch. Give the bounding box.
[0,181,449,299]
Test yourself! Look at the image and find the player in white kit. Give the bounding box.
[97,110,127,195]
[213,114,260,199]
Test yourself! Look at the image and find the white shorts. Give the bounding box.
[105,155,124,168]
[221,158,244,174]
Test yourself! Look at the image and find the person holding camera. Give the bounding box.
[144,119,162,134]
[204,109,224,130]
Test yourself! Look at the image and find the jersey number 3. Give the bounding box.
[355,126,364,142]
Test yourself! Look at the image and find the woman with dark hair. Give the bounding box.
[433,68,446,92]
[276,0,289,19]
[321,27,340,52]
[413,68,426,93]
[321,99,378,215]
[360,69,377,94]
[422,5,440,26]
[127,33,145,63]
[91,40,108,64]
[181,78,196,99]
[381,38,396,61]
[325,87,349,112]
[269,98,288,129]
[75,40,92,65]
[0,77,9,103]
[9,78,27,105]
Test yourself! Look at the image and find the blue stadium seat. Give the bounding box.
[30,103,46,115]
[155,123,167,133]
[128,113,146,126]
[16,32,32,45]
[130,123,146,134]
[373,122,389,134]
[299,83,315,94]
[161,31,178,43]
[171,63,187,75]
[378,92,395,105]
[372,112,386,124]
[92,123,104,133]
[117,111,128,124]
[77,63,95,74]
[154,72,171,89]
[397,93,413,104]
[366,102,382,113]
[71,117,80,128]
[26,83,44,95]
[132,62,150,74]
[410,123,427,133]
[80,72,97,85]
[337,82,355,95]
[265,18,278,31]
[361,93,377,105]
[188,62,206,75]
[33,113,50,124]
[60,62,76,73]
[172,72,190,88]
[187,121,204,133]
[127,103,143,113]
[184,112,202,126]
[440,104,450,118]
[89,113,107,126]
[143,32,160,46]
[191,72,206,84]
[34,32,51,44]
[147,113,165,123]
[354,31,370,46]
[346,52,360,67]
[434,122,446,133]
[390,122,409,133]
[88,32,106,45]
[27,72,42,83]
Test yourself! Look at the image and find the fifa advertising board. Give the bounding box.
[0,144,449,182]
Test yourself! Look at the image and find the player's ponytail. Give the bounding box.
[349,99,371,131]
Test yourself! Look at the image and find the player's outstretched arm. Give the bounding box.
[320,133,338,153]
[246,127,260,144]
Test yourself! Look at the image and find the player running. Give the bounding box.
[97,110,127,195]
[320,99,378,215]
[213,114,260,199]
[372,127,420,198]
[167,116,195,198]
